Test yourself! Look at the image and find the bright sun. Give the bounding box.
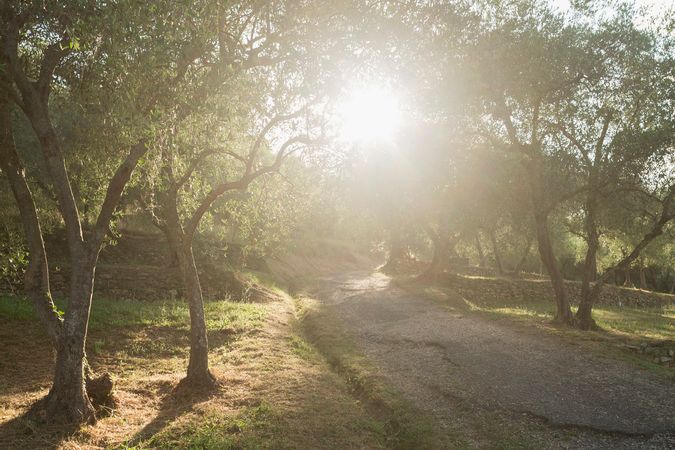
[338,85,402,143]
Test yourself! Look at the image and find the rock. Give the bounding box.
[660,357,673,363]
[669,349,674,357]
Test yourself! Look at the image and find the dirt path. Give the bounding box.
[315,271,675,448]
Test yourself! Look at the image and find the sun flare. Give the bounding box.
[338,85,402,143]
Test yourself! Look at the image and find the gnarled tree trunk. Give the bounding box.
[533,210,574,324]
[576,193,600,330]
[44,249,98,422]
[419,224,450,281]
[475,234,486,268]
[527,154,574,325]
[164,191,215,388]
[496,99,574,325]
[623,265,633,287]
[179,242,213,386]
[488,229,504,275]
[576,186,673,330]
[0,91,62,345]
[382,229,409,272]
[512,236,532,277]
[638,259,647,290]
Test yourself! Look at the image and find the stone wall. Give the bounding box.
[45,263,249,301]
[0,230,250,300]
[442,272,674,308]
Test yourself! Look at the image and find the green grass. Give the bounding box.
[0,294,266,331]
[412,284,674,342]
[242,270,288,297]
[123,402,288,450]
[593,305,674,341]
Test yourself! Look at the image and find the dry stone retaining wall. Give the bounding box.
[443,273,673,309]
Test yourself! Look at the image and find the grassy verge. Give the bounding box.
[293,294,468,449]
[0,290,384,449]
[398,278,675,380]
[0,294,266,332]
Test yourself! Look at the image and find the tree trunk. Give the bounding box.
[178,241,215,387]
[512,237,532,277]
[522,150,574,325]
[578,187,673,329]
[475,234,486,268]
[623,265,633,287]
[419,225,450,281]
[0,91,62,345]
[488,229,504,275]
[43,250,98,423]
[533,211,574,324]
[576,193,600,330]
[3,24,141,423]
[639,261,647,290]
[161,226,181,268]
[383,229,408,272]
[164,192,215,388]
[589,252,597,282]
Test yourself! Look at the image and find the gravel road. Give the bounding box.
[315,271,675,449]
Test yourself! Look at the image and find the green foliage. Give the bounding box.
[0,227,28,294]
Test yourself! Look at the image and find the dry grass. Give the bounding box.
[0,294,383,449]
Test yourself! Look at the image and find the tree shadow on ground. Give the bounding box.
[0,401,81,449]
[124,379,221,447]
[0,322,53,397]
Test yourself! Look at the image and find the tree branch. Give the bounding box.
[90,141,149,249]
[494,95,521,147]
[590,185,674,297]
[185,134,315,238]
[38,39,71,101]
[173,148,217,192]
[246,107,306,174]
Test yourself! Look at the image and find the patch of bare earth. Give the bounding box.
[0,296,382,449]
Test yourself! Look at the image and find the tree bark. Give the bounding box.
[623,265,633,287]
[512,236,532,277]
[419,224,450,281]
[639,260,647,290]
[43,250,98,423]
[164,191,215,388]
[475,234,486,268]
[533,210,574,324]
[0,90,62,345]
[576,186,673,329]
[495,101,574,325]
[488,229,504,275]
[383,229,408,271]
[576,192,600,330]
[179,242,214,386]
[526,152,574,325]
